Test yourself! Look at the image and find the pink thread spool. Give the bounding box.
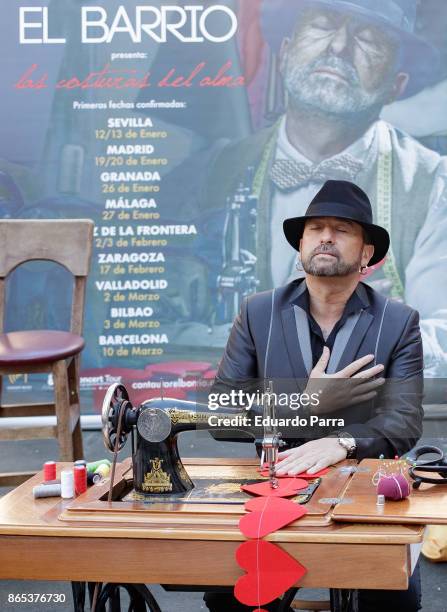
[377,474,410,501]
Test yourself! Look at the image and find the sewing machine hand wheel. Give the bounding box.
[102,383,137,452]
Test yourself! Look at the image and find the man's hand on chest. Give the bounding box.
[306,346,385,415]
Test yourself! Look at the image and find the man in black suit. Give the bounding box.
[204,180,423,611]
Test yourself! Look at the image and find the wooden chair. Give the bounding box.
[0,219,94,486]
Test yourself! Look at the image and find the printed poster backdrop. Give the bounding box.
[1,0,447,410]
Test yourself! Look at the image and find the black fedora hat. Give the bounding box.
[261,0,439,99]
[283,180,390,266]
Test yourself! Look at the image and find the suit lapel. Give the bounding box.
[326,310,371,373]
[280,306,310,380]
[280,281,310,380]
[327,311,361,374]
[333,284,373,371]
[293,306,313,376]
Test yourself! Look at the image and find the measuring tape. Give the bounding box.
[376,122,405,299]
[252,123,280,199]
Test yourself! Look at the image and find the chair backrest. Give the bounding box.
[0,219,94,335]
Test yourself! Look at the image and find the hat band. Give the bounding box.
[305,201,372,226]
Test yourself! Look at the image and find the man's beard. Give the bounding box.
[283,54,393,118]
[301,244,361,277]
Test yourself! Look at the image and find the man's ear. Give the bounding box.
[389,72,409,102]
[279,37,290,75]
[363,244,375,266]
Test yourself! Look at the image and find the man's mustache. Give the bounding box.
[311,244,340,258]
[307,55,359,86]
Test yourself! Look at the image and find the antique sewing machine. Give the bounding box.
[101,382,284,496]
[215,170,258,324]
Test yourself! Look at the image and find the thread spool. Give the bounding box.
[87,459,111,473]
[33,484,61,499]
[94,463,111,479]
[43,461,56,482]
[61,469,74,499]
[74,459,87,468]
[377,474,410,501]
[87,472,102,486]
[74,465,87,495]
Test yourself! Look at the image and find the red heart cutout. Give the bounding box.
[244,496,306,513]
[240,496,307,538]
[259,466,329,479]
[235,540,307,606]
[241,478,308,498]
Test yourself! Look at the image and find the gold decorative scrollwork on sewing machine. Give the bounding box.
[142,458,172,493]
[167,409,210,426]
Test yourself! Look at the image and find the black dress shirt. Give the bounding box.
[294,286,365,368]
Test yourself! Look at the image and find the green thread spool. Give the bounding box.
[94,463,111,479]
[87,459,111,473]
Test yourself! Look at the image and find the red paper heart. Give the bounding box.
[244,496,306,513]
[235,540,307,606]
[241,478,308,498]
[240,496,307,538]
[259,466,329,479]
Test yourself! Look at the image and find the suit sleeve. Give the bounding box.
[214,297,258,384]
[208,298,260,441]
[345,309,424,459]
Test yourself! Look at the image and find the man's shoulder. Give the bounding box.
[246,279,304,311]
[211,123,278,173]
[384,121,447,172]
[201,123,278,212]
[363,282,418,324]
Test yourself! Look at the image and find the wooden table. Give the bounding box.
[0,459,425,611]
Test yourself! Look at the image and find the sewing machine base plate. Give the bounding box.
[58,458,355,528]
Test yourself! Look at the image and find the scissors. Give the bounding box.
[406,445,447,489]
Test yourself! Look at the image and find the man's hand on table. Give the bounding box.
[275,437,348,475]
[306,346,385,415]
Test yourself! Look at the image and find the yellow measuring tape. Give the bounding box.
[376,123,405,299]
[252,123,280,199]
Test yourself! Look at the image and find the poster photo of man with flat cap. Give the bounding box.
[161,0,447,379]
